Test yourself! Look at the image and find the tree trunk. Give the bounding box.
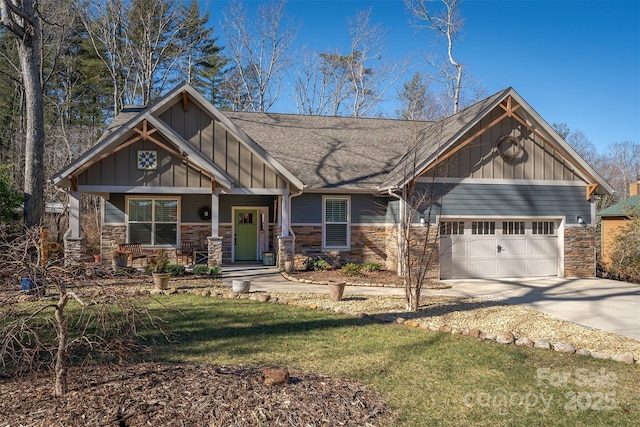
[19,38,45,227]
[54,295,69,397]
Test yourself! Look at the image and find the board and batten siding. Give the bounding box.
[291,194,390,224]
[416,182,591,225]
[158,101,287,190]
[78,134,212,189]
[425,108,581,182]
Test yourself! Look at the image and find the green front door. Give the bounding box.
[235,209,258,261]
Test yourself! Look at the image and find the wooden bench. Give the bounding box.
[116,242,148,267]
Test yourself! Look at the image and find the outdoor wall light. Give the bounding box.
[577,216,584,224]
[419,216,426,224]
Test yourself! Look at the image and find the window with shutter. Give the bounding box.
[323,197,350,249]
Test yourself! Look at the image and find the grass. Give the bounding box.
[134,294,640,427]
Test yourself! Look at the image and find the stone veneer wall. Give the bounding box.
[290,225,389,270]
[407,226,440,279]
[564,225,596,277]
[180,224,212,249]
[101,224,126,262]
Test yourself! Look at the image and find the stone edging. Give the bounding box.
[277,272,638,365]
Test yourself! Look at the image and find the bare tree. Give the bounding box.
[0,227,163,397]
[604,141,640,200]
[293,8,406,117]
[0,0,45,227]
[390,123,443,311]
[396,71,442,120]
[406,0,464,114]
[221,0,300,112]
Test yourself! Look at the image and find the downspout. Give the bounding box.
[387,188,405,276]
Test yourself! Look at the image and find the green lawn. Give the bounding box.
[133,294,640,426]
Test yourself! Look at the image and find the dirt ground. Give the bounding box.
[0,363,390,426]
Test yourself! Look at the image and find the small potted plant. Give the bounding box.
[150,250,170,289]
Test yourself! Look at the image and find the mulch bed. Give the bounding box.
[290,269,450,289]
[0,363,391,426]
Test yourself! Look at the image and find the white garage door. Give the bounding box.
[439,219,559,279]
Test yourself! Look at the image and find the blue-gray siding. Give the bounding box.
[417,183,591,224]
[291,194,390,224]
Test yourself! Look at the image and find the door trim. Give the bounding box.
[231,206,270,262]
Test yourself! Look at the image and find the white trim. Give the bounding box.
[231,206,270,262]
[322,195,351,250]
[79,185,213,194]
[219,188,289,195]
[291,222,388,227]
[125,195,181,246]
[420,177,587,186]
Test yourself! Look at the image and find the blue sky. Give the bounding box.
[207,0,640,153]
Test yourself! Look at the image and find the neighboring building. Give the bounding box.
[597,182,640,266]
[51,83,612,279]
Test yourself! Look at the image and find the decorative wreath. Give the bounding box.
[495,135,524,164]
[198,206,211,220]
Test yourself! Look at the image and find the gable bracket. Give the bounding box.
[499,95,521,117]
[182,91,189,112]
[586,183,599,201]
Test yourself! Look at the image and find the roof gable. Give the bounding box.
[381,88,614,196]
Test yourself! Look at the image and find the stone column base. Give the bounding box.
[207,236,223,266]
[64,236,85,267]
[277,236,294,272]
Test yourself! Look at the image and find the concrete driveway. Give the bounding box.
[433,277,640,341]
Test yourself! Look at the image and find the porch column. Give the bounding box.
[64,191,83,266]
[210,192,219,237]
[69,191,81,238]
[280,191,290,238]
[207,193,222,266]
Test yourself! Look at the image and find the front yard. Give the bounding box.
[1,289,639,426]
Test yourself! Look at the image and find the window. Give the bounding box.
[323,197,349,249]
[128,197,178,245]
[533,221,555,235]
[472,221,495,235]
[502,221,525,235]
[440,221,464,235]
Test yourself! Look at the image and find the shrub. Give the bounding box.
[361,262,381,272]
[607,207,640,283]
[193,264,220,276]
[304,257,329,271]
[192,264,209,275]
[341,262,362,276]
[166,264,186,276]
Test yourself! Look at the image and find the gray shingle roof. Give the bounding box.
[225,112,423,190]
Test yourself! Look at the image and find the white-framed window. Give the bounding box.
[533,221,556,235]
[472,221,495,235]
[440,221,464,236]
[502,221,525,235]
[323,196,350,249]
[127,197,179,245]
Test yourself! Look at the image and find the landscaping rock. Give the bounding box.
[575,349,591,357]
[167,287,178,295]
[405,320,420,328]
[553,343,576,354]
[149,289,163,295]
[439,325,452,333]
[533,339,551,349]
[496,332,515,344]
[258,294,271,303]
[468,329,481,338]
[396,317,406,324]
[480,332,496,341]
[261,368,291,386]
[612,353,635,364]
[591,351,611,360]
[515,337,534,347]
[227,292,239,299]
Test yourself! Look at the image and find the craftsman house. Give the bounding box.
[51,83,612,279]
